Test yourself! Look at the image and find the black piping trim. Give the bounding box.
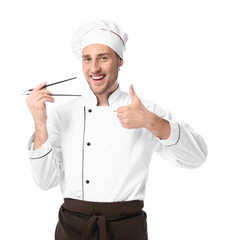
[82,106,86,200]
[29,149,53,159]
[108,84,120,105]
[166,123,181,147]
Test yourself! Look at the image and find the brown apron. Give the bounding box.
[55,198,148,240]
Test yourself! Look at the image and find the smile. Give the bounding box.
[90,74,106,80]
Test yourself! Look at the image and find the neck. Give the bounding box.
[96,83,119,106]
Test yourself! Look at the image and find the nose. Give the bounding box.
[91,60,101,73]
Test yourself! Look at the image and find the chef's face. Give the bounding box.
[82,44,123,96]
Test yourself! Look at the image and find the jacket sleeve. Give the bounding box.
[27,108,63,190]
[143,99,208,169]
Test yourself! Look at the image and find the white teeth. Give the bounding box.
[91,75,105,80]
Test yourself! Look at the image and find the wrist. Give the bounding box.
[143,111,170,140]
[34,121,47,130]
[34,122,48,150]
[143,110,157,130]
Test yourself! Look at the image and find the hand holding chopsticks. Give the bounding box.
[24,77,81,148]
[25,82,56,126]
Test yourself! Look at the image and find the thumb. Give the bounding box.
[129,84,138,103]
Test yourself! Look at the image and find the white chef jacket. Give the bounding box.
[28,86,207,202]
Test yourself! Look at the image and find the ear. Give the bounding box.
[119,59,124,68]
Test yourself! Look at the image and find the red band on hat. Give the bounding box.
[101,28,124,46]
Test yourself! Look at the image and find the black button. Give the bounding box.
[87,142,91,146]
[88,109,92,113]
[86,180,90,184]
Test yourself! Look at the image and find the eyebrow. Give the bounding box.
[82,53,111,58]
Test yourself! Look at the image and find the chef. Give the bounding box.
[26,19,208,240]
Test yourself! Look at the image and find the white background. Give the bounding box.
[0,0,225,239]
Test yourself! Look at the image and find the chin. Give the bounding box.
[91,87,106,95]
[88,81,105,93]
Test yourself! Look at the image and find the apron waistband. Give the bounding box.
[62,198,144,240]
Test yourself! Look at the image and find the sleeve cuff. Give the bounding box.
[28,133,52,159]
[159,120,180,147]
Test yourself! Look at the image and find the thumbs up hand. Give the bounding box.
[117,84,171,139]
[116,84,150,129]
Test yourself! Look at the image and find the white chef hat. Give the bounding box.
[71,19,128,60]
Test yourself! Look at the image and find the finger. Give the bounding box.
[37,96,55,104]
[26,90,52,106]
[116,106,128,113]
[30,93,54,105]
[29,82,48,97]
[121,123,133,129]
[36,93,54,102]
[117,112,125,120]
[121,123,128,128]
[31,89,52,100]
[33,81,47,91]
[28,96,54,110]
[129,84,138,102]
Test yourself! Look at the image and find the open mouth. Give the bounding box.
[90,74,106,83]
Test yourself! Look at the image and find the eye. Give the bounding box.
[100,56,108,61]
[83,58,91,62]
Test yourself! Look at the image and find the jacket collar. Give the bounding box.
[84,85,122,106]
